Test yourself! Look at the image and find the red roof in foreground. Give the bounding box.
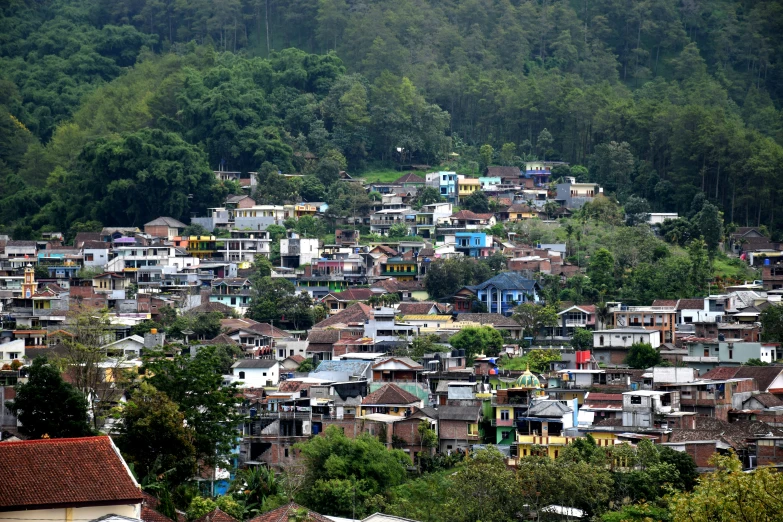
[248,502,332,522]
[0,436,142,511]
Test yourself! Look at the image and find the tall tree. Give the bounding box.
[8,358,93,439]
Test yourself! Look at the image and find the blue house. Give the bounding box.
[455,232,491,258]
[427,171,458,203]
[467,272,540,316]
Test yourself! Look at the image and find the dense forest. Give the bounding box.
[1,0,782,234]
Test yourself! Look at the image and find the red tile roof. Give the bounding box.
[700,367,741,381]
[142,505,175,522]
[451,210,494,221]
[677,299,705,310]
[0,436,143,511]
[397,302,439,315]
[326,288,377,301]
[362,383,421,406]
[313,302,372,328]
[585,393,623,402]
[193,508,239,522]
[248,502,332,522]
[652,299,679,307]
[278,380,315,393]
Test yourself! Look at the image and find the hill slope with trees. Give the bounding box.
[1,0,782,234]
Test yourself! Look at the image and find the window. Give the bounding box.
[502,431,510,440]
[284,448,289,457]
[238,371,245,379]
[599,335,604,346]
[500,410,510,421]
[263,372,267,377]
[630,395,642,405]
[85,253,94,262]
[729,349,733,359]
[468,423,478,436]
[704,349,710,357]
[290,349,294,356]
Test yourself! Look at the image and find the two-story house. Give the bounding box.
[682,339,779,373]
[232,359,280,387]
[555,305,596,336]
[462,272,540,316]
[611,304,677,343]
[555,177,603,208]
[426,171,458,203]
[454,232,491,258]
[457,176,481,202]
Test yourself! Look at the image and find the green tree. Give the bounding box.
[388,222,410,238]
[587,248,616,296]
[295,425,409,518]
[536,128,554,160]
[144,347,242,471]
[669,452,783,521]
[186,497,217,521]
[8,357,93,439]
[694,202,723,257]
[182,223,209,237]
[624,196,651,226]
[413,186,445,209]
[525,349,562,373]
[479,144,494,172]
[460,190,490,213]
[688,238,712,295]
[500,143,516,165]
[571,328,593,351]
[625,343,662,369]
[115,382,197,486]
[449,326,504,360]
[512,303,558,341]
[760,305,783,344]
[445,447,520,522]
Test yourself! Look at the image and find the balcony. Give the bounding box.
[383,270,417,276]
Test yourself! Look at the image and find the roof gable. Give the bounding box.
[362,383,420,405]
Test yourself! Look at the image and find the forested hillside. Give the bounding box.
[1,0,782,235]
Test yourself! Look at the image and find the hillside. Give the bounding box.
[1,0,782,234]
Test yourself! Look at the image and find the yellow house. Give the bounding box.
[458,177,481,200]
[294,203,318,218]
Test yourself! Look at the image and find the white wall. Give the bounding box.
[593,330,661,348]
[0,339,25,364]
[233,364,280,387]
[0,503,140,521]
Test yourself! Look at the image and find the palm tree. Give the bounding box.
[382,293,401,306]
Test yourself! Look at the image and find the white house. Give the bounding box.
[593,327,661,349]
[0,436,143,520]
[100,335,144,358]
[232,359,280,387]
[0,339,24,365]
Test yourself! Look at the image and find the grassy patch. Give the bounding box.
[354,168,408,183]
[713,255,758,281]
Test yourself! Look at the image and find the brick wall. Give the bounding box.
[684,442,720,468]
[439,420,468,440]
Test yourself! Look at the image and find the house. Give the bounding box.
[0,436,143,520]
[485,166,521,184]
[144,217,187,239]
[524,160,568,186]
[393,172,426,187]
[426,171,458,202]
[311,359,372,382]
[446,313,524,338]
[611,303,677,343]
[462,272,540,316]
[280,236,320,268]
[556,305,596,336]
[232,359,280,387]
[682,340,779,372]
[438,404,482,453]
[0,339,24,364]
[322,288,381,315]
[371,357,424,382]
[100,335,144,358]
[498,204,542,222]
[592,327,661,365]
[454,232,491,258]
[555,177,602,208]
[361,383,423,416]
[81,241,111,268]
[380,257,418,281]
[397,302,442,315]
[457,177,481,201]
[334,229,360,247]
[311,302,373,330]
[448,210,496,229]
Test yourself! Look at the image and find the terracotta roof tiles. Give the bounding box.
[313,302,373,328]
[248,502,332,522]
[0,436,142,510]
[193,508,239,522]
